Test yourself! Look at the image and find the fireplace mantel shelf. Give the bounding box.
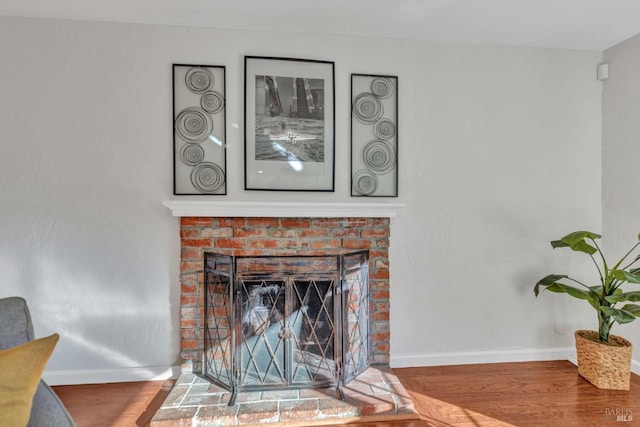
[162,200,405,218]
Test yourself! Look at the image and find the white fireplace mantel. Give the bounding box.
[162,200,405,218]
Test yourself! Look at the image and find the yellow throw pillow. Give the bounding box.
[0,334,59,427]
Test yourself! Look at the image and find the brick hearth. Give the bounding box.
[151,366,418,426]
[153,209,410,425]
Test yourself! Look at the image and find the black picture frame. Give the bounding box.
[173,64,227,195]
[351,74,398,197]
[244,56,335,192]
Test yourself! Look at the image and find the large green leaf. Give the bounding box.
[621,304,640,317]
[612,269,640,284]
[600,306,637,324]
[551,238,596,254]
[561,231,602,245]
[534,274,568,296]
[545,283,592,300]
[568,240,598,255]
[605,291,640,303]
[628,268,640,281]
[551,231,600,255]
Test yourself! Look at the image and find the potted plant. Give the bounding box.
[534,231,640,390]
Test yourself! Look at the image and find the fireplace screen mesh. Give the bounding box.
[203,255,233,390]
[203,251,369,404]
[342,251,370,383]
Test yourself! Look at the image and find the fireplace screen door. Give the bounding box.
[203,251,369,404]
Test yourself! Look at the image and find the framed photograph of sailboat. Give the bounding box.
[244,56,335,191]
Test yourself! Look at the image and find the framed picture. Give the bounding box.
[351,74,398,197]
[244,56,335,191]
[173,64,227,195]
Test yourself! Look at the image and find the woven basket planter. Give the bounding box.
[575,329,632,390]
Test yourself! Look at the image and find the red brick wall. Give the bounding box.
[179,216,391,372]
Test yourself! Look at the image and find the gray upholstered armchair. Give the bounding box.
[0,297,76,426]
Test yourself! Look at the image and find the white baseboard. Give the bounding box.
[43,352,640,386]
[390,347,575,368]
[43,366,181,386]
[391,347,640,375]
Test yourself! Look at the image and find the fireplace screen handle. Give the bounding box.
[277,326,292,340]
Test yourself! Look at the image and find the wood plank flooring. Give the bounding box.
[53,380,175,427]
[53,360,640,426]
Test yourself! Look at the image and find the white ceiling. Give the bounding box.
[1,0,640,51]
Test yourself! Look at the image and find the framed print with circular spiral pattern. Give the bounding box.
[173,64,227,195]
[351,74,398,197]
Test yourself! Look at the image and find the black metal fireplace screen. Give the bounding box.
[203,251,370,405]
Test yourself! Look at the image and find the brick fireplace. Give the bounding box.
[153,201,414,426]
[179,215,391,373]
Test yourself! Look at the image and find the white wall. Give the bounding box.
[602,34,640,362]
[0,16,604,383]
[390,43,603,366]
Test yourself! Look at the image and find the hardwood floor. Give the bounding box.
[53,360,640,426]
[53,380,175,427]
[391,361,640,427]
